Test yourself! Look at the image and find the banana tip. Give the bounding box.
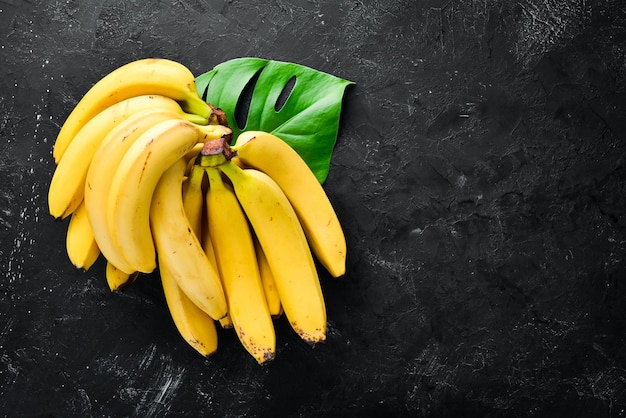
[258,350,276,365]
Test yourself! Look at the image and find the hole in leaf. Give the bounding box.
[201,84,210,102]
[234,68,263,130]
[275,76,296,112]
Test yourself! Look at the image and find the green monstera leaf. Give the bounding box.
[195,58,353,183]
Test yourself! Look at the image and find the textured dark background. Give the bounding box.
[2,0,626,417]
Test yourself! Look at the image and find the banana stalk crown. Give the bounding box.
[198,137,234,167]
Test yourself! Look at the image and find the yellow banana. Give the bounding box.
[184,163,234,328]
[150,158,227,321]
[105,261,138,292]
[200,211,219,277]
[233,131,346,278]
[254,236,283,317]
[48,95,200,220]
[65,200,100,271]
[159,256,218,357]
[217,314,234,329]
[182,164,206,239]
[107,119,230,273]
[206,166,275,364]
[53,58,212,163]
[199,197,233,329]
[85,108,187,274]
[184,144,204,176]
[216,159,326,346]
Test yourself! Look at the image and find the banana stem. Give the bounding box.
[205,166,224,187]
[184,103,229,127]
[180,94,213,120]
[217,158,244,180]
[199,153,227,168]
[197,137,235,167]
[207,104,229,126]
[183,112,209,125]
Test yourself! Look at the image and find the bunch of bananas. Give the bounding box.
[48,58,346,364]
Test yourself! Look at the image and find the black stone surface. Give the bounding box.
[2,1,626,417]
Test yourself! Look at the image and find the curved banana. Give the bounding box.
[53,58,212,163]
[216,160,326,346]
[185,163,233,328]
[184,144,204,177]
[182,164,206,239]
[107,119,230,273]
[48,95,199,220]
[233,131,346,278]
[150,158,227,321]
[159,256,218,357]
[181,162,231,328]
[65,200,100,271]
[206,166,276,364]
[199,199,233,329]
[85,108,187,274]
[200,211,219,278]
[105,261,138,292]
[254,236,283,317]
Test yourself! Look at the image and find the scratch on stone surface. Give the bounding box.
[461,342,498,372]
[0,315,14,339]
[96,347,187,417]
[0,317,21,400]
[587,367,626,401]
[364,247,414,283]
[137,360,186,418]
[137,343,157,372]
[404,342,459,409]
[568,367,626,403]
[75,388,92,415]
[514,0,590,64]
[0,351,20,383]
[427,1,453,53]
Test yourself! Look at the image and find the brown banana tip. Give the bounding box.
[111,282,130,293]
[200,137,236,160]
[261,351,276,364]
[207,103,229,127]
[306,334,327,348]
[200,138,225,156]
